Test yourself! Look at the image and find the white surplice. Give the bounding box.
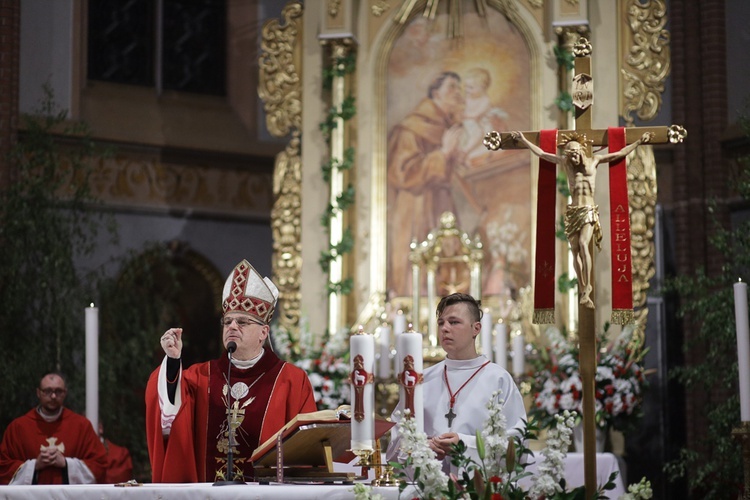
[386,355,527,474]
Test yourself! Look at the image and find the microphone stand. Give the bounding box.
[213,342,245,485]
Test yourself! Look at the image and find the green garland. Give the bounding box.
[319,52,357,296]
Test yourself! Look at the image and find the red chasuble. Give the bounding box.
[103,439,133,484]
[145,349,317,483]
[0,408,108,484]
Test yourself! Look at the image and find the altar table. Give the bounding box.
[0,453,626,499]
[0,482,400,500]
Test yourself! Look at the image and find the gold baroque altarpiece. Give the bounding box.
[259,2,304,335]
[260,0,670,341]
[618,0,671,341]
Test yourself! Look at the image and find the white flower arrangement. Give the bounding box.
[527,323,648,432]
[390,391,595,499]
[352,393,649,500]
[276,318,351,410]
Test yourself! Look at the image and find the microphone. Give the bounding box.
[214,339,245,486]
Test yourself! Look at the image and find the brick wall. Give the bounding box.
[669,0,731,472]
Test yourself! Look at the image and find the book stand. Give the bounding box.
[253,422,359,484]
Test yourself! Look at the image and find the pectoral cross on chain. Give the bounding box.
[445,407,456,427]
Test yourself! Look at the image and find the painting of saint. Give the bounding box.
[386,9,532,301]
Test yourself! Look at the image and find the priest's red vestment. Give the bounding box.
[103,439,133,484]
[145,349,317,483]
[0,408,108,484]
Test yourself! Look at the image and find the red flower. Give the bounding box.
[491,494,504,500]
[490,475,503,484]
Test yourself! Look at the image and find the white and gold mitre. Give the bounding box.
[221,260,279,324]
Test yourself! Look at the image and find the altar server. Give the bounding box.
[386,293,526,474]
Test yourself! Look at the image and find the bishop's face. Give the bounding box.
[437,303,481,360]
[221,312,269,361]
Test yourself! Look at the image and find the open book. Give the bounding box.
[250,406,394,468]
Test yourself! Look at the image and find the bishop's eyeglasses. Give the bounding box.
[220,317,262,328]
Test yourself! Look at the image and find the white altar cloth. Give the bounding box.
[0,482,401,500]
[523,452,627,497]
[0,454,625,499]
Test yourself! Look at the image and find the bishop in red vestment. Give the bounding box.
[0,373,108,484]
[145,259,317,483]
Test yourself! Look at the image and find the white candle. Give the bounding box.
[734,280,750,421]
[378,325,392,378]
[481,308,493,358]
[85,304,99,431]
[494,322,507,369]
[512,331,525,378]
[350,330,375,451]
[397,329,424,434]
[394,310,407,335]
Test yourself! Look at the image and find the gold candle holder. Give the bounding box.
[371,436,399,487]
[352,448,373,477]
[732,421,750,500]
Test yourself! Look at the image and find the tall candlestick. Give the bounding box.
[350,329,375,451]
[735,280,750,421]
[494,321,507,369]
[512,331,525,378]
[397,327,424,434]
[378,325,392,378]
[480,308,493,358]
[85,304,99,431]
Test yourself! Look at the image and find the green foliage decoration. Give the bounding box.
[319,51,357,296]
[554,43,575,71]
[319,227,354,273]
[555,91,574,113]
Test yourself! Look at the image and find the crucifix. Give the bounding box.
[484,37,686,497]
[445,407,456,427]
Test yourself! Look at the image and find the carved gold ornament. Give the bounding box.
[619,0,670,125]
[259,2,304,336]
[668,124,687,143]
[573,37,592,57]
[328,0,341,17]
[617,0,672,344]
[259,3,303,137]
[371,1,390,16]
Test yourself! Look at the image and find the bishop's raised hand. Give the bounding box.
[160,328,183,359]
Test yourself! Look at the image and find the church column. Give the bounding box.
[320,2,358,335]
